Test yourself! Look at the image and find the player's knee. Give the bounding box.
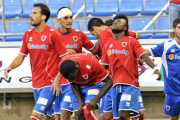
[31,111,43,119]
[55,114,61,120]
[170,116,179,120]
[103,112,113,119]
[75,111,85,120]
[139,110,145,118]
[61,110,71,120]
[119,110,130,120]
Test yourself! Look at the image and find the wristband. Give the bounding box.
[153,66,158,70]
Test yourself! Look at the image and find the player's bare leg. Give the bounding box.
[75,111,86,120]
[61,110,71,120]
[119,110,130,120]
[103,111,113,120]
[170,115,179,120]
[31,111,44,120]
[55,114,61,120]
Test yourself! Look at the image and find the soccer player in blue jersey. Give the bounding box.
[145,18,180,120]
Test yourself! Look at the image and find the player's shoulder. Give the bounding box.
[71,28,83,34]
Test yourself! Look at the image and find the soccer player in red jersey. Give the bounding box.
[53,7,99,120]
[101,14,161,120]
[4,3,68,120]
[59,53,113,120]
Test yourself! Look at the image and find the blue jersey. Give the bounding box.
[150,39,180,95]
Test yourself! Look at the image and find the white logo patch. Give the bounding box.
[171,49,175,53]
[88,89,99,95]
[126,102,130,106]
[121,94,131,101]
[140,103,143,107]
[40,106,45,111]
[86,65,91,69]
[50,29,54,31]
[37,98,48,105]
[29,37,33,41]
[139,96,142,102]
[64,96,71,102]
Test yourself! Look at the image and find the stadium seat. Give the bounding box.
[152,17,169,39]
[48,0,70,17]
[71,0,94,16]
[116,0,143,16]
[57,19,80,30]
[131,18,155,39]
[81,19,96,40]
[19,0,46,18]
[91,0,119,16]
[0,0,22,18]
[0,21,6,41]
[140,0,168,15]
[6,20,30,41]
[46,20,54,28]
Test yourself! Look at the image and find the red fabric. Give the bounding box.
[101,36,145,87]
[82,105,98,120]
[139,117,145,120]
[104,118,113,120]
[170,0,180,4]
[30,115,40,120]
[20,25,67,88]
[58,28,95,53]
[60,53,108,87]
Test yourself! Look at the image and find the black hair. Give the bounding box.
[173,18,180,28]
[57,7,71,14]
[88,18,105,31]
[105,19,113,26]
[113,14,129,36]
[60,60,76,78]
[34,3,50,23]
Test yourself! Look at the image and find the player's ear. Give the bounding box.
[42,15,46,21]
[93,26,97,31]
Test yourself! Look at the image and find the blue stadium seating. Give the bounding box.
[71,0,94,16]
[19,0,46,18]
[140,0,168,15]
[46,20,54,28]
[0,0,22,18]
[91,0,119,16]
[152,17,169,39]
[57,19,80,30]
[48,0,70,17]
[116,0,143,16]
[81,19,96,40]
[6,20,30,41]
[131,18,155,39]
[0,21,6,41]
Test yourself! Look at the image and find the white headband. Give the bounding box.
[58,8,72,19]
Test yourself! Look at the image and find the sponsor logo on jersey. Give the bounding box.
[88,89,99,95]
[126,102,130,106]
[169,54,174,60]
[122,42,127,47]
[64,96,71,102]
[73,36,78,42]
[41,35,47,42]
[109,44,113,48]
[40,106,45,111]
[139,96,142,102]
[111,49,129,56]
[50,28,54,31]
[121,94,131,101]
[166,105,170,111]
[27,43,48,50]
[82,74,88,79]
[107,49,112,56]
[29,37,33,41]
[37,98,48,105]
[65,44,79,49]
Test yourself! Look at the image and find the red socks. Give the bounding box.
[82,105,98,120]
[30,115,41,120]
[139,117,145,120]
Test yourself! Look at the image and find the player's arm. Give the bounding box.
[144,49,151,56]
[102,64,109,70]
[4,53,25,78]
[136,31,141,39]
[138,59,144,65]
[140,53,161,80]
[86,75,113,110]
[70,82,84,110]
[90,40,100,54]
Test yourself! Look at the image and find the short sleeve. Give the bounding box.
[132,38,145,58]
[150,42,164,57]
[80,31,95,50]
[91,58,109,81]
[20,31,28,56]
[51,31,68,57]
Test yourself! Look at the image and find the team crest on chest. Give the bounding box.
[122,42,127,47]
[41,35,47,42]
[82,74,88,79]
[73,36,78,42]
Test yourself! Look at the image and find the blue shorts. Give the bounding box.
[54,84,76,114]
[33,86,56,117]
[72,83,104,111]
[112,85,140,119]
[100,87,113,115]
[164,94,180,116]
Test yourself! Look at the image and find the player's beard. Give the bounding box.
[112,28,124,34]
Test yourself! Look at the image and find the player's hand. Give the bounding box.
[67,49,76,55]
[50,78,63,96]
[85,100,97,110]
[153,69,161,80]
[78,102,84,113]
[4,66,12,79]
